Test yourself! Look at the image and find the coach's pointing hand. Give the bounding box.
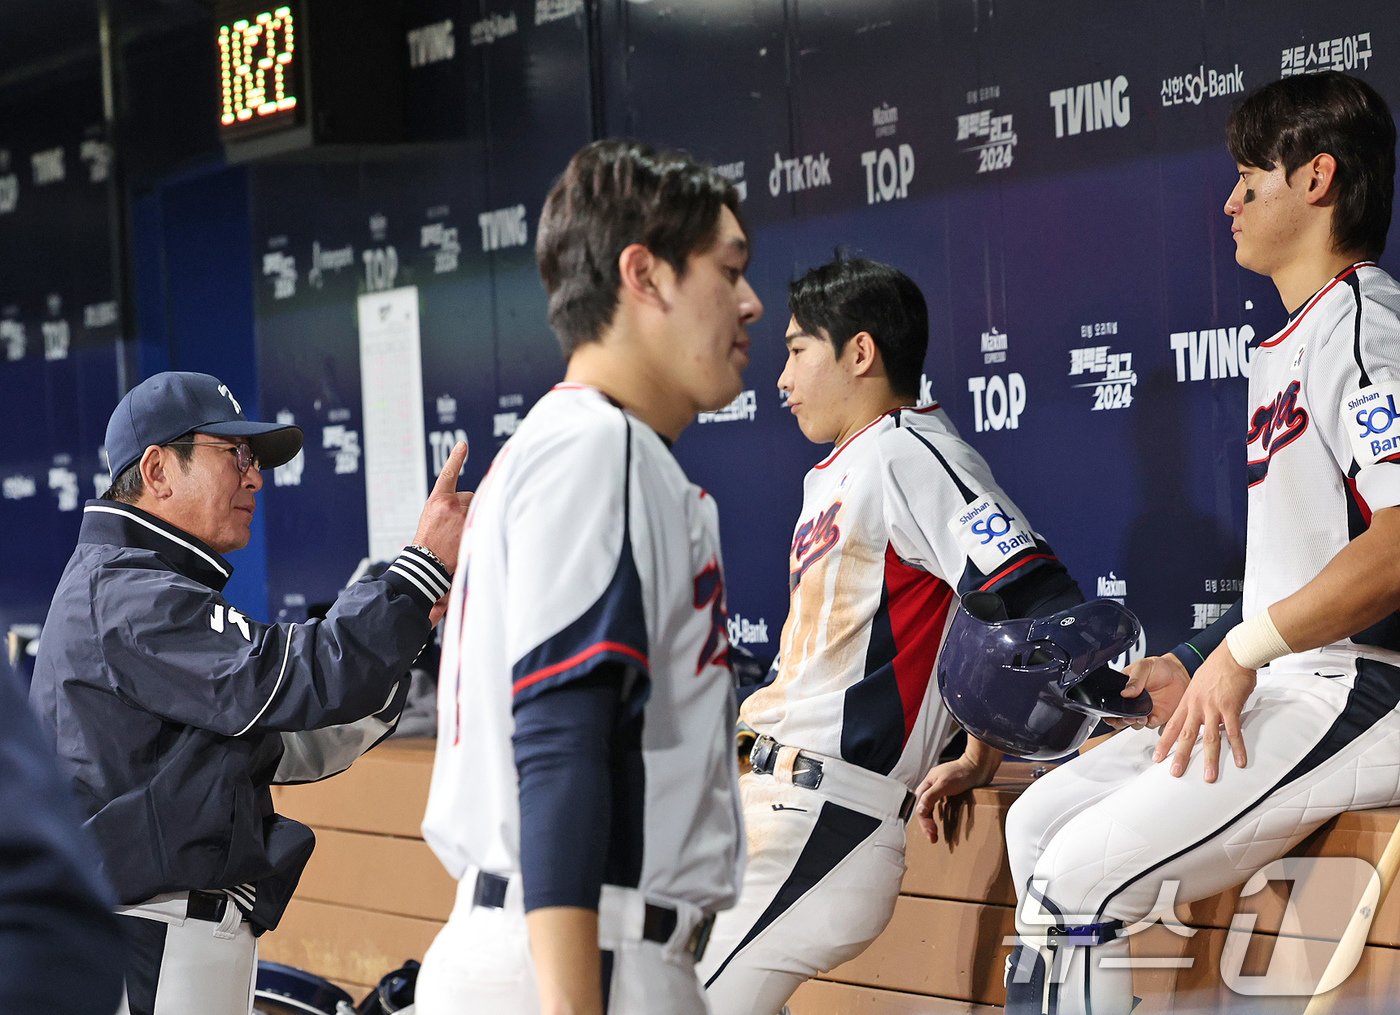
[1153,643,1255,782]
[412,440,473,573]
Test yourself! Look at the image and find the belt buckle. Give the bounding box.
[793,755,824,790]
[749,735,777,775]
[187,890,228,923]
[473,871,510,909]
[688,913,716,963]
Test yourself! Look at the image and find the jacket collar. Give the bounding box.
[79,500,233,591]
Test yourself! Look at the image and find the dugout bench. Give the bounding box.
[264,742,1400,1013]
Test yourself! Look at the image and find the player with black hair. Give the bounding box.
[1002,70,1400,1015]
[417,139,762,1015]
[700,254,1089,1014]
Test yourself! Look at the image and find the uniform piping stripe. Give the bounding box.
[903,426,978,502]
[1091,662,1400,927]
[83,504,230,578]
[512,641,648,695]
[812,406,944,470]
[980,554,1056,590]
[704,801,879,989]
[234,624,296,737]
[1259,262,1374,348]
[1346,269,1372,387]
[388,564,438,602]
[394,553,450,599]
[814,414,887,469]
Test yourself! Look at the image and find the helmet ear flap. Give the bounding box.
[962,590,1009,623]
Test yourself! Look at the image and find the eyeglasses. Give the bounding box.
[163,440,261,475]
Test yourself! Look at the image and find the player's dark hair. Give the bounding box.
[1227,71,1396,258]
[102,434,196,504]
[788,255,928,400]
[536,139,747,356]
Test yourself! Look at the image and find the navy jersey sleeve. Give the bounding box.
[514,679,613,911]
[503,411,651,706]
[0,665,124,1014]
[1168,599,1242,676]
[93,546,447,736]
[880,425,1062,597]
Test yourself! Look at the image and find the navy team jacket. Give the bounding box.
[29,500,449,931]
[0,653,124,1013]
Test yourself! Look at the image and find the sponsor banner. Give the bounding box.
[1069,337,1137,412]
[1281,32,1373,77]
[1049,76,1130,138]
[1346,380,1400,466]
[967,373,1026,432]
[1170,325,1256,383]
[698,390,758,425]
[949,494,1037,575]
[1161,63,1244,107]
[407,19,456,67]
[768,150,833,197]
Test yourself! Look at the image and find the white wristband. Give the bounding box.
[1225,610,1292,671]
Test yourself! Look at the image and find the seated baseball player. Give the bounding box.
[699,255,1097,1015]
[1001,71,1400,1015]
[28,371,471,1015]
[415,139,762,1015]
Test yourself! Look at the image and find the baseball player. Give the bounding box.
[699,255,1097,1015]
[415,139,761,1015]
[1001,71,1400,1015]
[28,371,471,1015]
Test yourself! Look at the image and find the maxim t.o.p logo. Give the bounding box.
[967,373,1026,432]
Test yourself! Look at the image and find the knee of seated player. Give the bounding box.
[1004,783,1064,898]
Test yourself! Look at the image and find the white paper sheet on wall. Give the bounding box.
[358,285,429,563]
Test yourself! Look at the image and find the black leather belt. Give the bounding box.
[186,890,230,923]
[472,871,714,961]
[749,735,917,822]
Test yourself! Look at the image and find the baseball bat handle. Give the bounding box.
[1302,810,1400,1015]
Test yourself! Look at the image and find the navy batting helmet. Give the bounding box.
[937,591,1150,760]
[254,961,353,1014]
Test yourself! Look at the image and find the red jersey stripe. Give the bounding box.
[1259,262,1375,348]
[883,545,955,744]
[979,553,1056,591]
[815,403,942,470]
[512,641,648,695]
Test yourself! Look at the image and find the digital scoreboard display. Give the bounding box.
[214,0,405,159]
[216,3,303,140]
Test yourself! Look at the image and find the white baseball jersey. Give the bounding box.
[1004,263,1400,1015]
[1244,261,1400,679]
[422,384,743,912]
[740,404,1061,787]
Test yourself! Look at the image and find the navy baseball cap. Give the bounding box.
[105,371,303,480]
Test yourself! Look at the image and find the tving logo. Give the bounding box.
[1049,76,1130,138]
